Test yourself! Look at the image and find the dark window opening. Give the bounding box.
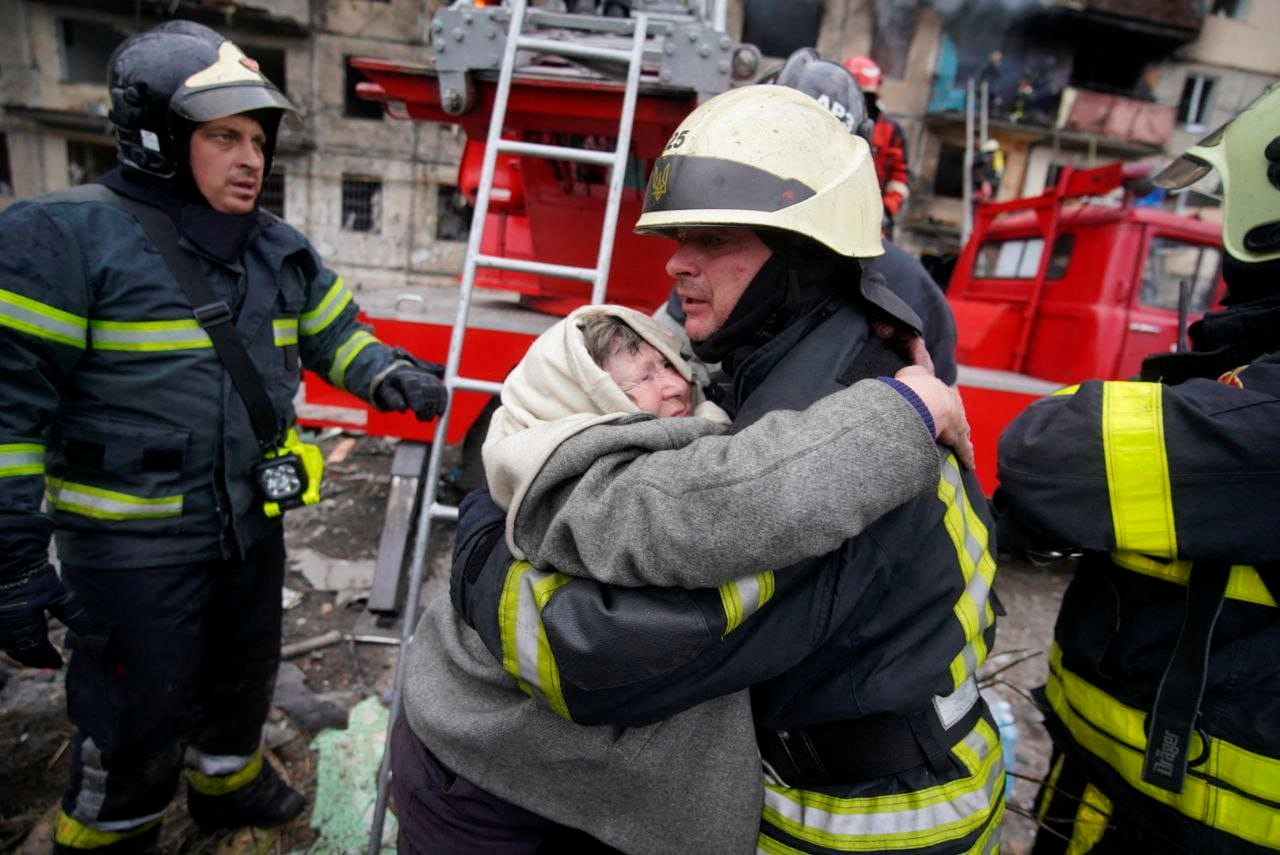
[933,142,966,198]
[1177,74,1215,130]
[344,57,384,120]
[67,140,117,186]
[1211,0,1248,18]
[342,175,381,232]
[1139,238,1220,312]
[242,45,287,95]
[0,134,11,195]
[60,19,128,84]
[741,0,821,59]
[436,184,473,242]
[260,170,285,218]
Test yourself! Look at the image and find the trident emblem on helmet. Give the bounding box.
[649,160,671,203]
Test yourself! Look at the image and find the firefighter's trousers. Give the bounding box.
[58,532,285,838]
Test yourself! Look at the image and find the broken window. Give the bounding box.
[1210,0,1249,19]
[342,175,382,233]
[261,169,286,218]
[60,19,127,84]
[1177,74,1216,131]
[0,134,11,195]
[344,56,384,120]
[933,142,966,198]
[66,140,117,186]
[436,184,473,242]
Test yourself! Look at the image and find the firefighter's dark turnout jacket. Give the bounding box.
[457,296,1006,854]
[998,351,1280,852]
[0,185,397,565]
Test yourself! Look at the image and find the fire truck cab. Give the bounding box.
[948,162,1224,489]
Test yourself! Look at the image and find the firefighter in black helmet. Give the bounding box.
[0,21,446,852]
[998,83,1280,852]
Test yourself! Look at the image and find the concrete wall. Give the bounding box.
[1184,1,1280,76]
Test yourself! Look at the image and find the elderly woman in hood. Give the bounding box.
[392,305,965,855]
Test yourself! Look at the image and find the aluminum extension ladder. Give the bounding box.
[367,2,651,848]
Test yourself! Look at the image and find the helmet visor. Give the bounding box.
[1151,121,1229,189]
[172,82,296,123]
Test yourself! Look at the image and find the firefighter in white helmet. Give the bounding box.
[0,20,446,852]
[434,84,1004,854]
[999,82,1280,854]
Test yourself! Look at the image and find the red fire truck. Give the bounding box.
[947,162,1223,489]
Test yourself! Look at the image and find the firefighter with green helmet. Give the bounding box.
[998,82,1280,852]
[443,84,1005,853]
[0,21,446,852]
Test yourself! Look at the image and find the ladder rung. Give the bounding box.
[475,253,598,282]
[496,138,617,166]
[451,376,504,396]
[515,35,634,64]
[429,502,460,522]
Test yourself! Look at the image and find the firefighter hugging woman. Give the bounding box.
[0,21,447,853]
[390,85,1004,855]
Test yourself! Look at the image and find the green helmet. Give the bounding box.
[635,85,884,258]
[1153,82,1280,265]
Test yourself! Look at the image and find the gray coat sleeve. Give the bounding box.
[512,378,940,587]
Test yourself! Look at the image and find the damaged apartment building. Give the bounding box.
[1,0,1278,299]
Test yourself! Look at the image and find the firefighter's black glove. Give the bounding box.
[0,562,105,668]
[374,361,448,421]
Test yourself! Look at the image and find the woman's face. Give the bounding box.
[603,341,693,418]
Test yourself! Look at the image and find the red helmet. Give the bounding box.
[841,55,881,94]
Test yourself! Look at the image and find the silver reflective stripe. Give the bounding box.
[47,478,182,520]
[0,443,44,477]
[71,737,168,828]
[499,561,572,719]
[273,317,298,347]
[300,277,352,337]
[0,287,88,348]
[938,455,997,686]
[330,330,376,391]
[720,571,775,636]
[90,319,212,351]
[184,746,257,776]
[761,718,1004,844]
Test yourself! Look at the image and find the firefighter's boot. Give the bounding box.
[186,759,306,830]
[51,815,161,854]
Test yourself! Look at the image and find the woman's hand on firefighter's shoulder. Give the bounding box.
[893,363,974,471]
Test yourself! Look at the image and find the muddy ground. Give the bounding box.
[0,432,1071,853]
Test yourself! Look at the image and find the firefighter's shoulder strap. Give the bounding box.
[107,189,282,449]
[1141,559,1230,794]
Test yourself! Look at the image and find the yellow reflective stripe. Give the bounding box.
[46,478,182,520]
[56,812,162,848]
[300,276,352,336]
[1037,754,1065,827]
[330,330,376,391]
[498,559,573,720]
[90,317,212,351]
[1068,783,1112,855]
[1111,552,1276,607]
[761,718,1004,851]
[184,749,263,796]
[0,442,44,477]
[935,454,997,689]
[1102,382,1177,557]
[1053,384,1081,396]
[718,570,775,637]
[273,317,298,347]
[0,287,88,348]
[1046,644,1280,848]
